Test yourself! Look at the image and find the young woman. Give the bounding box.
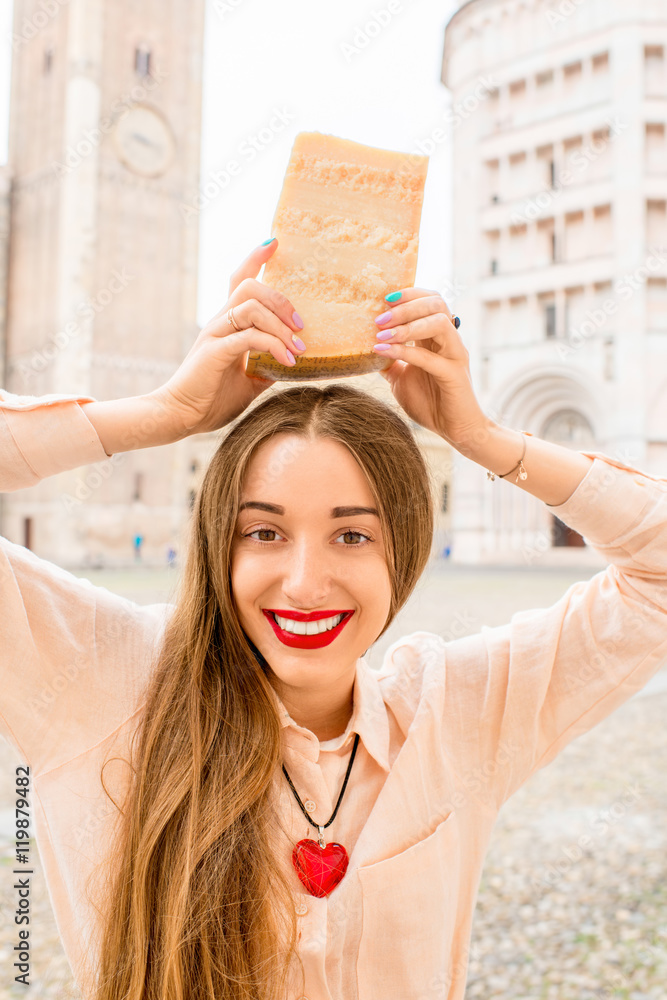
[1,238,666,1000]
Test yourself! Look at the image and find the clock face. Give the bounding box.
[114,106,175,177]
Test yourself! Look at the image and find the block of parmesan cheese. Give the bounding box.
[246,132,429,381]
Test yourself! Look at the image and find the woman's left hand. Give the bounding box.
[374,288,487,447]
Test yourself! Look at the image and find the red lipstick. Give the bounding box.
[262,609,354,649]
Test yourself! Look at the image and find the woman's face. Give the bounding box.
[231,433,392,698]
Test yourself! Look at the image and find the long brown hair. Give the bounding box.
[90,383,434,1000]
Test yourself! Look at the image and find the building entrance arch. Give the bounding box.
[492,370,600,550]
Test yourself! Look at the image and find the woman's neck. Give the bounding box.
[275,674,355,743]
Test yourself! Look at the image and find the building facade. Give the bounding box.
[0,0,208,566]
[442,0,667,565]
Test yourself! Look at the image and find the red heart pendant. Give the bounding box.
[292,839,349,898]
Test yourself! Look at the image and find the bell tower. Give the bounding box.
[2,0,206,565]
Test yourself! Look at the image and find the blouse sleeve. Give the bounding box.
[389,452,667,810]
[0,390,170,776]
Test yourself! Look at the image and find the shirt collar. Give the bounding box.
[268,657,390,773]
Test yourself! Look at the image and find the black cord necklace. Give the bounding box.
[282,732,360,898]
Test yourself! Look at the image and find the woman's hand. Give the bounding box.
[372,289,596,502]
[151,239,306,439]
[373,289,487,448]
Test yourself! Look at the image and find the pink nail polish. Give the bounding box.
[373,343,392,352]
[292,334,306,352]
[375,311,393,326]
[286,349,296,365]
[376,330,393,341]
[292,311,304,330]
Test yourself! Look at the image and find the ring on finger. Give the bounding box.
[227,306,242,332]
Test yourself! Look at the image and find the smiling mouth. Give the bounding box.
[262,609,354,649]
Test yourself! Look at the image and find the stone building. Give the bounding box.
[442,0,667,565]
[0,0,207,567]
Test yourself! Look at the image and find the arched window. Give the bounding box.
[541,409,595,448]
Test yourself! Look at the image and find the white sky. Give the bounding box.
[0,0,459,327]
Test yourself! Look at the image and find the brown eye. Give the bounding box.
[246,528,279,542]
[336,530,371,545]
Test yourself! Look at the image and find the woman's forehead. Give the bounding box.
[241,433,376,504]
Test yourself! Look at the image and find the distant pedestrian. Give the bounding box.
[166,545,177,568]
[133,533,144,563]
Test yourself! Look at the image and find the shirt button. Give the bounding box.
[304,799,317,812]
[295,901,308,916]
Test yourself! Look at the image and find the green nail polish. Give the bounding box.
[261,237,276,246]
[385,291,402,303]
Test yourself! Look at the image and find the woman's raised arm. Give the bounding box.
[0,389,109,492]
[374,285,667,807]
[428,451,667,811]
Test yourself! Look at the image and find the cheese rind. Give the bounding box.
[246,132,428,382]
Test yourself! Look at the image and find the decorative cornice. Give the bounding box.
[442,0,565,87]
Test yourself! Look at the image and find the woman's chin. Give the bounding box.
[256,636,364,689]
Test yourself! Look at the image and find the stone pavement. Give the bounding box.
[0,561,664,998]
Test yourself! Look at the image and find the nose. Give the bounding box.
[280,537,333,610]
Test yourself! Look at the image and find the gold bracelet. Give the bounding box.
[486,432,530,483]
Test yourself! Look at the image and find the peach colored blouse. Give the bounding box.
[2,388,667,1000]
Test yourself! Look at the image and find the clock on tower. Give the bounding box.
[113,105,176,177]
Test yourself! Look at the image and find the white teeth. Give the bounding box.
[274,613,345,635]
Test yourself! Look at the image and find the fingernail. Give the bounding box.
[373,343,392,352]
[376,330,393,341]
[375,311,393,326]
[292,311,304,330]
[261,237,276,246]
[452,315,461,329]
[385,291,402,303]
[285,349,296,365]
[292,334,306,351]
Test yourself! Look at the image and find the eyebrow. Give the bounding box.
[238,501,379,518]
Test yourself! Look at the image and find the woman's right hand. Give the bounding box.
[151,238,306,438]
